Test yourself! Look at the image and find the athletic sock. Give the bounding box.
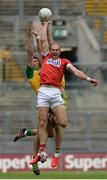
[39,144,46,152]
[24,130,33,136]
[54,147,60,157]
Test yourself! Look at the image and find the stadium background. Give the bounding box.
[0,0,107,178]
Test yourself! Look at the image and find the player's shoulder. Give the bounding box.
[60,57,69,60]
[60,58,68,61]
[42,51,50,57]
[60,57,71,63]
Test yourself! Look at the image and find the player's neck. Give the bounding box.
[52,55,59,60]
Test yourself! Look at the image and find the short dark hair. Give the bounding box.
[33,56,38,59]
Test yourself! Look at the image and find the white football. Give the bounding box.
[40,151,48,163]
[39,8,52,21]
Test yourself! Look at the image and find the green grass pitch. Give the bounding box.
[0,171,107,179]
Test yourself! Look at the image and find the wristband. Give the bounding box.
[86,77,91,81]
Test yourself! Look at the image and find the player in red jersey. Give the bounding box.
[24,22,67,169]
[30,21,99,165]
[26,23,65,170]
[28,22,67,168]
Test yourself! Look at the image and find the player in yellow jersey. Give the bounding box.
[13,23,68,174]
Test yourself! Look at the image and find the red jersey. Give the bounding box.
[40,53,71,88]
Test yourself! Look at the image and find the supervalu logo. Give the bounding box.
[46,58,61,67]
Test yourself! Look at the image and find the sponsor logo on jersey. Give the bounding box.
[46,58,61,67]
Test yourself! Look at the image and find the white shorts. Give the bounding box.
[37,86,64,109]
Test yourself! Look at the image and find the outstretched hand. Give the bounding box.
[88,78,99,86]
[31,24,42,37]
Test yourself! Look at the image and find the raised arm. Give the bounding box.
[66,63,99,86]
[31,24,42,63]
[47,22,54,49]
[40,22,49,53]
[31,22,49,63]
[27,25,34,67]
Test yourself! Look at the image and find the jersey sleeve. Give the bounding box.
[26,66,34,79]
[63,58,71,66]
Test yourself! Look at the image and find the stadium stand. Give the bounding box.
[3,60,24,81]
[104,30,107,44]
[24,0,52,16]
[59,0,84,16]
[0,0,84,16]
[85,0,107,16]
[85,0,107,46]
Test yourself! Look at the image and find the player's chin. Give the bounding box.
[52,53,58,56]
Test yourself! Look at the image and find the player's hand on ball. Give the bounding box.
[38,8,52,22]
[41,21,49,27]
[31,24,41,37]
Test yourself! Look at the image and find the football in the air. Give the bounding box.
[40,151,48,163]
[39,8,52,21]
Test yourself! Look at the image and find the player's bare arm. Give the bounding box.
[31,22,49,61]
[47,21,54,49]
[66,63,99,86]
[40,21,49,53]
[31,24,43,63]
[27,25,34,67]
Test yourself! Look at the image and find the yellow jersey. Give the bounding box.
[26,66,40,95]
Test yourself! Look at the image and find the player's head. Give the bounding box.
[32,56,40,68]
[50,43,61,58]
